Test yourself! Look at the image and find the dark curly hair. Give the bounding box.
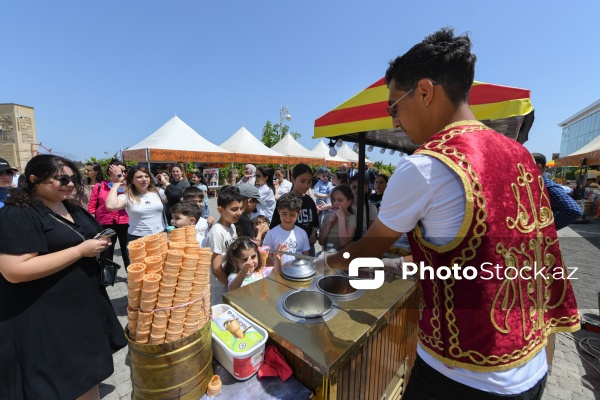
[223,237,263,276]
[385,27,476,104]
[6,154,84,207]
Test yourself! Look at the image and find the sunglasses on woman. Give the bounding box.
[53,175,80,186]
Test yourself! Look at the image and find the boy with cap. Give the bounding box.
[235,184,267,242]
[0,158,18,209]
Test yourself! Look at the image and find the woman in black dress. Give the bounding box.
[0,154,127,400]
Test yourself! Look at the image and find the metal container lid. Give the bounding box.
[280,258,316,281]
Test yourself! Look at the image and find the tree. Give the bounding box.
[85,153,137,174]
[373,161,395,177]
[261,120,301,148]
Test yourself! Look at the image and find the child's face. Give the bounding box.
[374,177,387,194]
[218,201,243,224]
[171,212,195,228]
[237,248,259,275]
[291,172,312,195]
[319,172,329,182]
[278,207,299,230]
[186,196,204,210]
[254,219,268,231]
[331,191,352,211]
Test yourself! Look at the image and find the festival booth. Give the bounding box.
[122,116,230,166]
[270,133,325,165]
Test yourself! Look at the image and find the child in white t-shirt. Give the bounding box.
[206,187,243,305]
[263,193,310,265]
[170,202,206,246]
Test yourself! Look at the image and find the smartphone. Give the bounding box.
[94,228,116,241]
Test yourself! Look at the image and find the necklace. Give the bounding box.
[49,202,64,214]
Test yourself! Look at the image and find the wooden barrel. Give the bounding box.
[127,323,213,400]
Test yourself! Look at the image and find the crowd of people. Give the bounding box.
[0,26,591,400]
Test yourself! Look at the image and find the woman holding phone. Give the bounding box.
[0,154,126,399]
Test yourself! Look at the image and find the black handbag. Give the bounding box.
[98,257,122,286]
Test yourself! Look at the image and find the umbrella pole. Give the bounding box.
[356,132,367,239]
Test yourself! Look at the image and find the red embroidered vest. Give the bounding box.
[408,121,580,372]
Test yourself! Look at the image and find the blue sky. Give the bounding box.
[4,1,600,166]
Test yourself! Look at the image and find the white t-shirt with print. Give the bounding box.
[206,222,237,305]
[118,189,166,236]
[263,225,310,265]
[378,154,547,395]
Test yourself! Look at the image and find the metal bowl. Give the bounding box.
[281,258,316,281]
[312,275,365,301]
[282,290,333,319]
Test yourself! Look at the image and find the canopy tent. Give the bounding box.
[270,133,325,165]
[314,78,534,153]
[220,126,307,164]
[122,116,229,163]
[335,142,369,163]
[310,141,350,167]
[313,78,535,238]
[554,134,600,167]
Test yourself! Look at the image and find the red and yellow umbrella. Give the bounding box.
[314,78,534,152]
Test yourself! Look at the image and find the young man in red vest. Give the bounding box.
[327,27,579,399]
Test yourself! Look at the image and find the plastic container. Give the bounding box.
[211,304,268,380]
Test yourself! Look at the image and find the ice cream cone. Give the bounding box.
[179,265,196,280]
[161,272,179,286]
[158,282,177,296]
[153,310,170,325]
[258,246,269,269]
[140,296,158,311]
[149,333,165,345]
[127,263,146,281]
[135,328,151,343]
[157,293,174,307]
[127,306,138,321]
[225,320,245,339]
[130,255,147,265]
[170,307,188,321]
[166,249,185,264]
[140,287,159,300]
[137,310,154,325]
[144,256,163,273]
[206,375,222,397]
[141,273,161,291]
[165,328,183,342]
[128,295,140,309]
[185,310,202,325]
[128,287,141,300]
[127,278,143,290]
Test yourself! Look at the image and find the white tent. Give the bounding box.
[310,141,350,166]
[128,116,228,153]
[123,116,230,163]
[270,133,325,165]
[219,126,288,164]
[335,142,370,163]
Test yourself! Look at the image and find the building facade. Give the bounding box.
[559,99,600,157]
[0,104,37,172]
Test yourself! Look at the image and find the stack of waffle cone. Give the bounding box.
[144,235,161,258]
[128,240,147,264]
[125,231,211,343]
[169,227,186,243]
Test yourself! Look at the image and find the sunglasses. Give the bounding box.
[0,170,15,177]
[53,175,80,186]
[255,174,264,178]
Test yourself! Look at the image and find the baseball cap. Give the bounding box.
[317,167,330,174]
[0,158,18,173]
[237,184,266,205]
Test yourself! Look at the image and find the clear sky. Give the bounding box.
[3,1,600,166]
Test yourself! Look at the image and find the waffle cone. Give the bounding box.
[127,318,137,331]
[149,334,165,345]
[127,306,138,321]
[179,265,196,280]
[158,282,177,296]
[143,236,159,249]
[163,262,181,275]
[140,287,159,300]
[145,248,161,258]
[150,323,167,336]
[182,322,200,336]
[141,273,161,291]
[128,296,140,309]
[165,328,183,343]
[182,254,199,267]
[184,244,199,255]
[137,310,153,325]
[167,318,184,331]
[185,310,202,324]
[140,297,158,312]
[126,263,146,281]
[130,255,147,265]
[177,280,193,291]
[157,292,174,306]
[166,249,185,264]
[128,240,146,252]
[161,272,179,286]
[170,308,188,321]
[128,287,141,300]
[127,278,143,290]
[174,290,191,302]
[153,310,170,325]
[135,329,151,343]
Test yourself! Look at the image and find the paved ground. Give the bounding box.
[99,197,600,399]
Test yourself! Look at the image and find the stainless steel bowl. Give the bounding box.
[282,290,333,319]
[312,275,365,301]
[280,258,316,281]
